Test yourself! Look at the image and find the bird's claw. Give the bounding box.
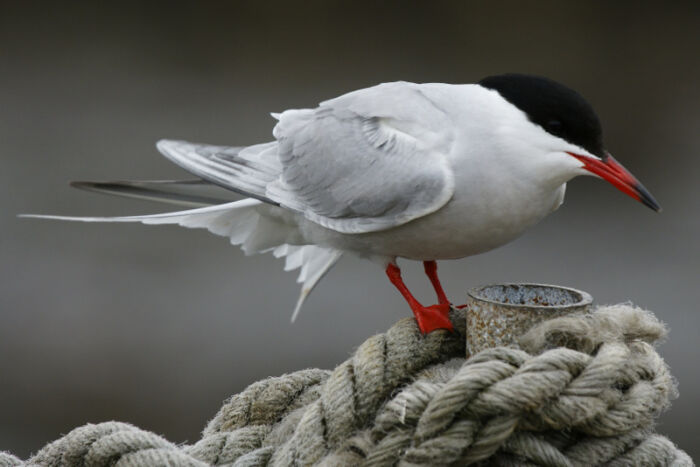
[414,303,454,334]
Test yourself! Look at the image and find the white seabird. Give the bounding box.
[24,74,660,333]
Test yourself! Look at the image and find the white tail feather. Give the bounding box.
[288,247,343,322]
[22,199,342,320]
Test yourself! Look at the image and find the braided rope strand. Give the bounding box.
[3,304,690,466]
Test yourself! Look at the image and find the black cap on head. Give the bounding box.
[479,73,605,158]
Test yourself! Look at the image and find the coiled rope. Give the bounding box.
[1,304,691,466]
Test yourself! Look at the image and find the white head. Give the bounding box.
[478,73,660,212]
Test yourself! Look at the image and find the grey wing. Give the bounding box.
[70,179,238,207]
[156,140,282,205]
[268,82,456,233]
[156,82,456,234]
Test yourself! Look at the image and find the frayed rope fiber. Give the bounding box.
[1,304,692,466]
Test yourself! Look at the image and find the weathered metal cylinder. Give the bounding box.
[465,283,593,357]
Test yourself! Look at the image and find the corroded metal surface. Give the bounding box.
[465,283,592,357]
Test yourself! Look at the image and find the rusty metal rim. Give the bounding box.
[467,283,593,310]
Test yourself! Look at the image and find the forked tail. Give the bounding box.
[22,196,342,320]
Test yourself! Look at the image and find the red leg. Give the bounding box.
[423,260,450,305]
[386,263,453,334]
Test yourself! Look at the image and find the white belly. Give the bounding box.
[296,182,567,261]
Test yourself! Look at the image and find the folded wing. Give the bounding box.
[157,81,456,234]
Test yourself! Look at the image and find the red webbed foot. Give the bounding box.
[414,303,454,334]
[385,262,455,335]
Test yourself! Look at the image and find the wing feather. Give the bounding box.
[156,140,280,204]
[70,179,236,207]
[268,82,456,233]
[154,82,456,235]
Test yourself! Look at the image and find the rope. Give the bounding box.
[1,304,691,466]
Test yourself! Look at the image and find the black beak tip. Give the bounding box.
[645,199,662,213]
[637,184,662,212]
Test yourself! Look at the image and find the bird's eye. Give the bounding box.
[546,119,563,132]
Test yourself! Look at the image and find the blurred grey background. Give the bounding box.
[1,0,698,460]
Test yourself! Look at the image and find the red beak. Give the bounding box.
[568,152,661,212]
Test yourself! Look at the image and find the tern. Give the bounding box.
[25,74,660,334]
